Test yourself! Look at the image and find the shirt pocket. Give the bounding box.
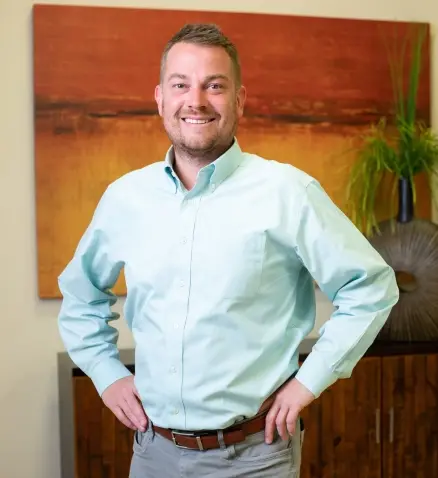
[198,231,266,302]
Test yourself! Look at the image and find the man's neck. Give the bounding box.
[173,156,206,191]
[172,142,233,191]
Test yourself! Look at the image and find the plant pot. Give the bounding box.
[397,177,414,223]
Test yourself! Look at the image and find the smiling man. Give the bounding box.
[155,37,245,190]
[58,24,399,478]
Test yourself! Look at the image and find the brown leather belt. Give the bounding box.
[152,411,268,451]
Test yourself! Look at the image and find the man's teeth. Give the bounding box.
[183,118,211,124]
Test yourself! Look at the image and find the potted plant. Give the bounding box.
[344,23,438,342]
[345,23,438,237]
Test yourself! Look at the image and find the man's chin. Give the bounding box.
[179,138,218,154]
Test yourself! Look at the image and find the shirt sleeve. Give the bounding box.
[57,186,132,396]
[294,179,399,398]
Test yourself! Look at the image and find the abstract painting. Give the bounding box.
[33,4,431,298]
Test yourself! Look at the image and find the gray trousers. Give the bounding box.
[129,419,303,477]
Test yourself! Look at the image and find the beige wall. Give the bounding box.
[0,1,436,477]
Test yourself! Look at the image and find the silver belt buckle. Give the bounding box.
[171,430,205,451]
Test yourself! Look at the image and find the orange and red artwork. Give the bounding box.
[33,4,430,298]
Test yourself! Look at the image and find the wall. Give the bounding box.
[0,1,436,477]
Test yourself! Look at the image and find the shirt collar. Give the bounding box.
[164,138,244,193]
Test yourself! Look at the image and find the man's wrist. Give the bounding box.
[89,358,133,396]
[295,352,338,398]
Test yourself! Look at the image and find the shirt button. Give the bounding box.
[211,183,216,191]
[173,408,179,415]
[170,366,177,373]
[174,323,179,329]
[179,280,185,288]
[181,237,187,244]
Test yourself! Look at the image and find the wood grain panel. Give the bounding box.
[73,376,134,478]
[300,357,382,478]
[382,353,438,478]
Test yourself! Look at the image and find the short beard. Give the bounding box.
[162,107,238,161]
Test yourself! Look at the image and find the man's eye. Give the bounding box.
[208,83,223,90]
[173,83,186,89]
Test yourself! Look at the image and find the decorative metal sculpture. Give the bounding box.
[369,178,438,341]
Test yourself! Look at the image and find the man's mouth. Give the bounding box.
[182,118,215,124]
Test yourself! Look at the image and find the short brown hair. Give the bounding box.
[160,23,241,87]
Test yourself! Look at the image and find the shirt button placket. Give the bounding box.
[168,195,199,426]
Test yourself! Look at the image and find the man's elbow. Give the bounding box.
[377,261,400,311]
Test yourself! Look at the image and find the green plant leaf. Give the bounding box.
[344,23,438,236]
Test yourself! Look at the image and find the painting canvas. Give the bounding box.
[33,4,431,298]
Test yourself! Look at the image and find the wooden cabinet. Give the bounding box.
[300,357,382,478]
[300,353,438,478]
[64,348,438,478]
[382,354,438,478]
[73,376,134,478]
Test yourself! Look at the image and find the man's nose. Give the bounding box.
[187,86,208,109]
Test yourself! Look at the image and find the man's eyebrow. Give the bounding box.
[204,74,230,82]
[167,73,188,82]
[166,73,230,83]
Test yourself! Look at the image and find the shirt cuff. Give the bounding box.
[88,357,133,396]
[295,351,339,398]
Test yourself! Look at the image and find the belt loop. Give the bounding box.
[217,430,226,450]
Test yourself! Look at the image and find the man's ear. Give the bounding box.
[236,85,247,118]
[155,84,163,116]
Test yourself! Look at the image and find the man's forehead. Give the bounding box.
[164,45,233,79]
[166,43,231,65]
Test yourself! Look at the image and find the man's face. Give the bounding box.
[155,42,246,157]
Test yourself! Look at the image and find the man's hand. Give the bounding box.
[102,376,148,432]
[265,378,315,444]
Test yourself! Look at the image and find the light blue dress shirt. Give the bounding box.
[58,139,399,430]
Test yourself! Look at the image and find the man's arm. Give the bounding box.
[265,178,399,443]
[293,179,399,397]
[58,186,146,431]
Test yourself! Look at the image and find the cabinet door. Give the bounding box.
[300,357,382,478]
[382,353,438,478]
[73,376,134,478]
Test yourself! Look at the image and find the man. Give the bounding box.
[58,23,399,477]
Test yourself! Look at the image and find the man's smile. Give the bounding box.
[181,117,216,125]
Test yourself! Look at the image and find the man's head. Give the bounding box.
[155,24,246,160]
